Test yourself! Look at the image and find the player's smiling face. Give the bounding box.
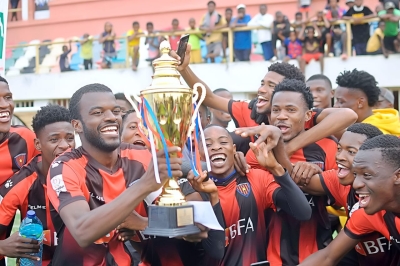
[0,82,14,135]
[203,126,236,179]
[336,131,367,186]
[256,71,284,115]
[36,121,75,165]
[121,112,146,147]
[270,91,312,142]
[77,92,122,152]
[352,149,400,215]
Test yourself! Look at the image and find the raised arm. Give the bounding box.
[50,147,181,248]
[285,108,357,156]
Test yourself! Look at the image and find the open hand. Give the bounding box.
[235,125,282,153]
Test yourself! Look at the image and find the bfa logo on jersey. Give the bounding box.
[236,182,251,197]
[14,153,26,169]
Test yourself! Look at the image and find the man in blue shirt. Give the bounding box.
[231,4,252,61]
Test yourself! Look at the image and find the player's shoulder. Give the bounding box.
[315,135,338,149]
[247,168,274,184]
[120,143,150,157]
[9,126,36,140]
[0,156,40,196]
[50,147,87,170]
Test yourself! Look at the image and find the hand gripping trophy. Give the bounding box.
[125,40,211,237]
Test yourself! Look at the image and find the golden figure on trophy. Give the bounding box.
[125,40,209,237]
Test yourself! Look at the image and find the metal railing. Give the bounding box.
[6,17,380,74]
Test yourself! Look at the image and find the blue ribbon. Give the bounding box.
[142,98,172,177]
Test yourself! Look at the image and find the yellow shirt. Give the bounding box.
[200,14,227,44]
[366,28,384,53]
[363,108,400,136]
[127,29,142,47]
[80,36,93,60]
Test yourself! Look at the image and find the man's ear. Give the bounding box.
[304,109,313,122]
[393,168,400,186]
[71,119,83,134]
[34,138,41,152]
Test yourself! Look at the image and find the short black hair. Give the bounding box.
[122,109,136,125]
[359,135,400,170]
[271,79,313,110]
[336,69,380,107]
[32,105,71,135]
[69,83,112,120]
[213,88,230,94]
[0,76,8,84]
[146,22,154,27]
[268,62,305,82]
[307,74,332,89]
[207,1,216,6]
[346,123,383,139]
[114,93,131,104]
[132,21,139,26]
[204,124,231,137]
[225,7,233,12]
[295,12,302,16]
[172,18,179,24]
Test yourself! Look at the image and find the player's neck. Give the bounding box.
[37,160,48,184]
[82,144,119,170]
[210,167,237,185]
[357,109,373,123]
[0,132,6,144]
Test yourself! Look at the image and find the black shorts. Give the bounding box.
[384,35,397,52]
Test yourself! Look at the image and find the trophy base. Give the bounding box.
[143,204,201,237]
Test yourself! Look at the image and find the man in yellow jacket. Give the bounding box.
[334,69,400,136]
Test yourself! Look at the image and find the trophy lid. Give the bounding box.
[143,40,190,94]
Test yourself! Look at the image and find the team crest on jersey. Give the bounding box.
[14,153,26,169]
[309,161,325,171]
[236,182,251,197]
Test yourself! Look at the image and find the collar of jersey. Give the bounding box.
[210,169,237,186]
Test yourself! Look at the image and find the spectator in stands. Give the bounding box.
[222,8,233,61]
[272,11,290,61]
[325,0,346,18]
[380,0,399,9]
[394,32,400,52]
[375,87,395,109]
[370,3,384,33]
[248,4,274,61]
[330,9,346,56]
[145,22,160,63]
[299,0,311,18]
[187,18,203,64]
[306,74,334,109]
[343,0,375,56]
[127,21,142,71]
[366,21,387,56]
[231,4,252,61]
[298,22,324,74]
[283,30,303,63]
[292,12,304,34]
[315,11,332,56]
[10,0,19,21]
[200,1,226,63]
[80,34,93,70]
[209,88,232,128]
[345,0,355,10]
[99,22,116,69]
[165,18,183,51]
[59,40,72,72]
[378,2,400,54]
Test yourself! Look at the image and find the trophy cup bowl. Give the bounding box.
[125,40,206,237]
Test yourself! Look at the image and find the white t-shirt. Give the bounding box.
[248,13,274,43]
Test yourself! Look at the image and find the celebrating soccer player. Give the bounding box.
[0,105,75,264]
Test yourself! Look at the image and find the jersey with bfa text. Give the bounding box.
[345,208,400,264]
[47,143,150,266]
[0,126,39,186]
[203,170,280,266]
[0,155,59,266]
[247,136,337,265]
[227,100,321,128]
[321,170,398,265]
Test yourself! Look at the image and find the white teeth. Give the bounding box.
[358,194,369,198]
[337,164,348,169]
[258,96,268,101]
[0,112,10,118]
[210,154,226,161]
[101,126,117,132]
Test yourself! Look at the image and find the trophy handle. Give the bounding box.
[124,91,142,119]
[188,83,207,137]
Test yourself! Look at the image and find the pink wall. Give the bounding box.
[7,0,379,45]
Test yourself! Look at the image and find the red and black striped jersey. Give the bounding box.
[0,126,39,186]
[320,170,398,265]
[203,170,280,266]
[0,155,57,266]
[345,209,400,265]
[247,136,337,265]
[47,143,151,266]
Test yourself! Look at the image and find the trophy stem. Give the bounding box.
[157,179,187,207]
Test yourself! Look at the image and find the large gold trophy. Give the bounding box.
[125,40,206,237]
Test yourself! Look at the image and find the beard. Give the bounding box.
[82,122,120,152]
